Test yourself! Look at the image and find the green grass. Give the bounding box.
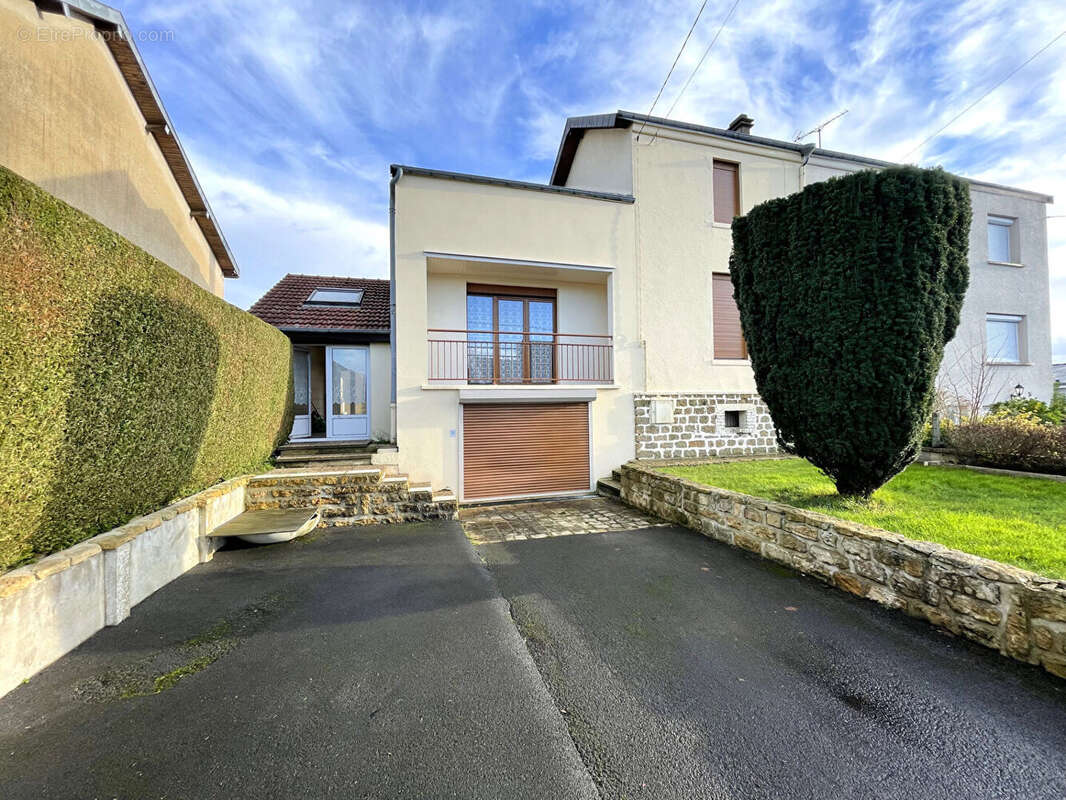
[660,459,1066,579]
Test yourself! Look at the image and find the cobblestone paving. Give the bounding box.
[460,496,667,544]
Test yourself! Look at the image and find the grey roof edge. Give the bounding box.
[550,110,1053,203]
[390,164,634,204]
[39,0,241,276]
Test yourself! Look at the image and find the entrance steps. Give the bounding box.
[275,441,388,469]
[596,468,623,499]
[246,467,457,527]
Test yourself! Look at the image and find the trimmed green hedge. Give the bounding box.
[0,166,293,571]
[730,166,970,497]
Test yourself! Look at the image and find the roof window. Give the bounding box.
[305,288,364,307]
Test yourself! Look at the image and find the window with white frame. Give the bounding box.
[987,215,1016,264]
[986,313,1024,363]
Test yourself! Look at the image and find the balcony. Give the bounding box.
[427,329,613,384]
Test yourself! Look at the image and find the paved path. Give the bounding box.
[477,524,1066,800]
[460,495,665,543]
[0,522,596,800]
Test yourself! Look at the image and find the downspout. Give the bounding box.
[388,166,402,445]
[799,143,816,189]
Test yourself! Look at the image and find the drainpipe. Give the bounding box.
[799,143,816,189]
[388,166,403,445]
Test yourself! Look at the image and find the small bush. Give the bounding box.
[950,413,1066,475]
[988,397,1065,425]
[921,417,955,447]
[0,166,294,570]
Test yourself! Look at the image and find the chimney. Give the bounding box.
[727,114,754,135]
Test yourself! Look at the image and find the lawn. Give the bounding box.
[659,459,1066,580]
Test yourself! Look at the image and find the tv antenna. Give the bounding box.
[793,109,849,148]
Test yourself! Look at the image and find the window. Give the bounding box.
[466,284,556,384]
[724,410,744,429]
[712,273,747,360]
[713,160,740,223]
[987,216,1016,264]
[986,314,1024,363]
[306,288,364,306]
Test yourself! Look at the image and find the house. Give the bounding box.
[0,0,236,295]
[1054,364,1066,398]
[250,275,392,442]
[390,111,1053,502]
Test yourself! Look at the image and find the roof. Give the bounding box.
[41,0,239,277]
[549,111,1054,203]
[390,164,634,203]
[249,274,390,331]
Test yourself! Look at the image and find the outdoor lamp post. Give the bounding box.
[1011,383,1025,400]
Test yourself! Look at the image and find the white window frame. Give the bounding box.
[987,215,1019,266]
[306,288,364,306]
[985,313,1025,364]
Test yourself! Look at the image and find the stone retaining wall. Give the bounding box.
[633,393,778,460]
[621,462,1066,680]
[0,477,247,699]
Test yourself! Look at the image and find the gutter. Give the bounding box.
[388,166,402,445]
[391,164,634,204]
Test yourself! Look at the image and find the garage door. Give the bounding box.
[462,402,591,500]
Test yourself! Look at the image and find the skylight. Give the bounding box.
[306,288,364,307]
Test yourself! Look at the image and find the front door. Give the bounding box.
[290,348,311,438]
[326,345,370,439]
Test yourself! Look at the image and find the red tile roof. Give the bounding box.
[249,274,390,331]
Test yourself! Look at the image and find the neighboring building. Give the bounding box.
[1054,364,1066,398]
[391,111,1053,501]
[250,275,391,442]
[0,0,236,295]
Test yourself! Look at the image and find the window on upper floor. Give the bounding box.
[713,160,740,224]
[712,273,748,360]
[987,215,1018,264]
[986,313,1025,364]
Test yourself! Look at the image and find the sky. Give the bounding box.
[121,0,1065,360]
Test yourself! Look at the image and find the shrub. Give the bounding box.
[921,417,955,447]
[951,413,1066,475]
[988,397,1065,425]
[0,166,294,571]
[730,166,971,498]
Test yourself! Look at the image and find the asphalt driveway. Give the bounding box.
[478,524,1066,800]
[2,513,1065,799]
[0,522,596,800]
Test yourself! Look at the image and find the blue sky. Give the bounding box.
[121,0,1065,359]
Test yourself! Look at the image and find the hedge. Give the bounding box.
[0,166,293,571]
[730,166,971,497]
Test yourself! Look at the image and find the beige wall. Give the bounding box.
[394,173,640,494]
[629,128,802,393]
[0,1,224,295]
[566,128,633,196]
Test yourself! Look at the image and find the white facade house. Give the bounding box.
[390,111,1053,501]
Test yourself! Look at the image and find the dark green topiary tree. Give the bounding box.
[730,166,971,498]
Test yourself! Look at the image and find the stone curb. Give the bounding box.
[620,461,1066,681]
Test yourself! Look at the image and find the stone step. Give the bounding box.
[612,468,622,482]
[596,478,622,498]
[279,440,376,454]
[275,452,374,466]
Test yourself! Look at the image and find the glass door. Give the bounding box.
[290,348,311,438]
[326,346,369,439]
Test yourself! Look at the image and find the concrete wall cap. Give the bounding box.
[31,553,72,579]
[0,567,36,598]
[90,525,142,550]
[65,541,103,566]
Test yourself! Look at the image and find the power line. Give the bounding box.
[904,28,1066,160]
[662,0,743,120]
[635,0,710,140]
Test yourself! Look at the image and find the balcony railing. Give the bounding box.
[427,329,613,384]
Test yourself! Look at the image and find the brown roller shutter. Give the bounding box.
[713,160,739,223]
[713,273,748,360]
[463,403,591,500]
